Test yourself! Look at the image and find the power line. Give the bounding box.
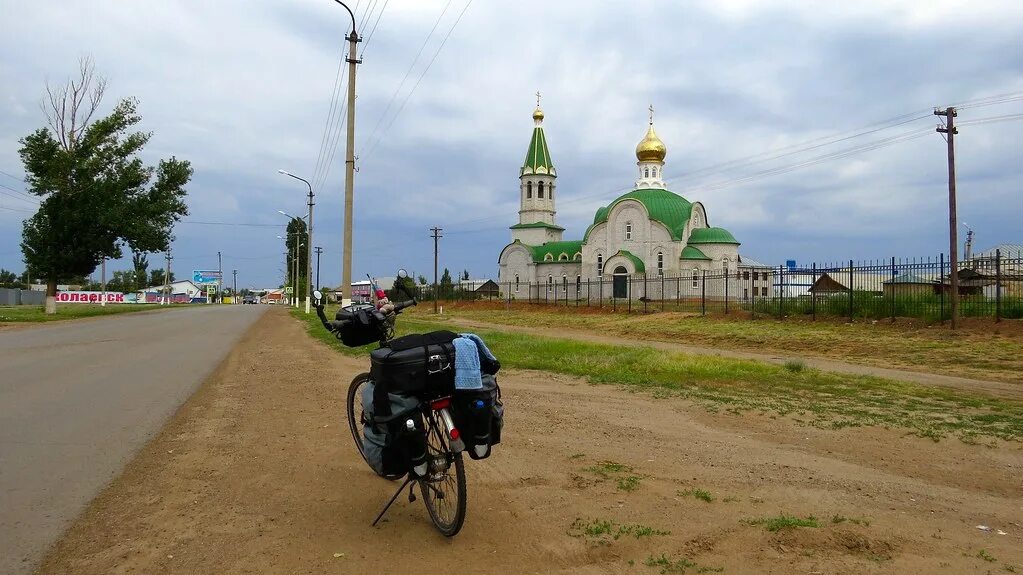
[360,0,390,54]
[178,220,284,228]
[363,0,473,158]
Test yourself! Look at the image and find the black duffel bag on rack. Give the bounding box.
[369,330,458,415]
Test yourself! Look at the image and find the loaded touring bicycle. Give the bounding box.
[312,270,503,536]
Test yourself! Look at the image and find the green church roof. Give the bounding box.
[509,221,565,231]
[680,245,711,260]
[584,188,693,241]
[521,125,555,176]
[608,250,646,273]
[687,227,740,245]
[528,240,583,263]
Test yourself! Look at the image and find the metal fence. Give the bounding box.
[410,250,1022,322]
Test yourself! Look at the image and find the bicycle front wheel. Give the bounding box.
[420,415,467,536]
[346,372,372,464]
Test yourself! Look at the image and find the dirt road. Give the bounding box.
[35,309,1022,574]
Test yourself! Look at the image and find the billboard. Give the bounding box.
[192,270,222,284]
[55,291,128,303]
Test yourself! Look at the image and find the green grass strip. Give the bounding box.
[0,303,185,323]
[293,308,1023,442]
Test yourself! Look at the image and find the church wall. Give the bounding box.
[498,245,534,287]
[511,227,558,246]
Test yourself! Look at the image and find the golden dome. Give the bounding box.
[532,106,544,122]
[636,122,666,163]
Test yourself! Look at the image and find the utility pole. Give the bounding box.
[164,250,172,305]
[935,106,959,329]
[233,269,238,304]
[314,246,323,292]
[100,257,107,307]
[431,227,442,314]
[339,2,362,307]
[217,250,223,305]
[306,181,314,314]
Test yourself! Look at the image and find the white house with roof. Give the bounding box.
[497,103,744,299]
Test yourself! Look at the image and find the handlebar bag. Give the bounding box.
[361,381,428,479]
[452,374,503,461]
[336,307,384,347]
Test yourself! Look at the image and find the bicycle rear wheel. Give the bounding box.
[420,414,467,537]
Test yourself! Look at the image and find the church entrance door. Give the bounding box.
[612,266,628,298]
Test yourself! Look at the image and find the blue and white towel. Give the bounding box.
[452,333,497,390]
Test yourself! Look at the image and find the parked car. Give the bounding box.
[243,295,258,304]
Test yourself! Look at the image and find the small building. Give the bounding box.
[459,279,500,298]
[883,273,940,297]
[140,279,205,302]
[809,271,887,295]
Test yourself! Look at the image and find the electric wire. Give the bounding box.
[363,0,473,159]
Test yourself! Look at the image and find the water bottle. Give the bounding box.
[406,418,428,476]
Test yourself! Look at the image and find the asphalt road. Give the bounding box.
[0,305,267,575]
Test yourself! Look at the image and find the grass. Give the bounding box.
[978,549,997,563]
[784,359,805,373]
[0,303,184,323]
[644,554,723,574]
[410,304,1023,384]
[831,514,871,526]
[581,460,644,491]
[293,307,1023,442]
[568,518,670,542]
[743,514,820,532]
[678,488,714,502]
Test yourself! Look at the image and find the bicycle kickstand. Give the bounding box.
[371,476,415,527]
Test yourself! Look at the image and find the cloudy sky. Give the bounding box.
[1,0,1021,288]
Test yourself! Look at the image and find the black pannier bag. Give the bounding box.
[361,381,428,478]
[335,305,383,347]
[453,374,504,460]
[369,331,458,401]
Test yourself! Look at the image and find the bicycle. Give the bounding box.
[312,273,469,536]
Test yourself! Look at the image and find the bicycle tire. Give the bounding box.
[420,416,467,536]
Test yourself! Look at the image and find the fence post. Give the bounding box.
[599,277,603,309]
[701,270,706,316]
[661,274,665,312]
[811,262,817,321]
[676,276,680,309]
[996,249,1002,322]
[939,253,945,321]
[724,269,730,314]
[643,274,648,314]
[778,265,784,317]
[848,259,854,321]
[891,256,896,322]
[628,276,633,313]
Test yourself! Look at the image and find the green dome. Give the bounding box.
[584,188,693,241]
[687,227,740,245]
[680,245,711,260]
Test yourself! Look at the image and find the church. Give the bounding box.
[498,101,744,298]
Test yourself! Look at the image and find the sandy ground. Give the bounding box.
[34,308,1023,574]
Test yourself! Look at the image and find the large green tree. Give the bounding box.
[18,58,191,312]
[283,217,309,298]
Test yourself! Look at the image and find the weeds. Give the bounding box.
[831,515,871,526]
[569,518,669,543]
[643,554,722,574]
[978,549,996,563]
[583,460,644,491]
[744,514,820,532]
[678,488,714,503]
[784,359,805,373]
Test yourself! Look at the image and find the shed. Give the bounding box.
[882,273,940,297]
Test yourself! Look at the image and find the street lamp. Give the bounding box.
[278,169,314,314]
[277,231,303,307]
[333,0,361,307]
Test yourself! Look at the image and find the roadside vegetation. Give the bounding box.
[409,304,1023,384]
[293,307,1023,442]
[0,304,183,323]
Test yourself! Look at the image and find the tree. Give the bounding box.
[462,269,470,281]
[149,268,175,287]
[132,251,148,291]
[389,275,416,300]
[440,268,453,297]
[18,58,192,313]
[0,269,19,288]
[283,217,309,298]
[417,274,428,286]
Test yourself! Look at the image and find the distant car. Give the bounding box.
[242,295,258,305]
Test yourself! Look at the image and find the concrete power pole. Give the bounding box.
[314,246,323,293]
[233,269,238,304]
[340,12,362,307]
[935,106,959,329]
[431,227,442,314]
[217,251,223,305]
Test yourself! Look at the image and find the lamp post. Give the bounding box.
[278,169,314,314]
[278,210,309,307]
[277,231,303,306]
[333,0,360,307]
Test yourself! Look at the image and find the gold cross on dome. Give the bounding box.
[536,91,542,107]
[649,104,654,124]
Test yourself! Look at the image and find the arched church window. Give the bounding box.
[558,253,569,261]
[544,253,553,262]
[547,274,553,292]
[573,252,582,261]
[515,274,520,292]
[526,181,532,198]
[538,181,545,199]
[722,258,729,274]
[657,252,664,276]
[644,168,650,178]
[625,222,632,241]
[562,274,567,292]
[597,254,603,276]
[692,268,699,288]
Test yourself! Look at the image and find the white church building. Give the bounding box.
[498,102,749,299]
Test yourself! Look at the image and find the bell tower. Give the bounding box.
[511,93,563,244]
